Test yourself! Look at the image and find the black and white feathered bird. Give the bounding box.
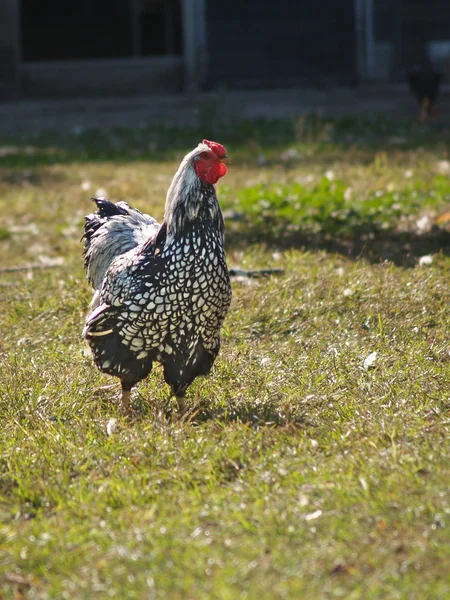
[82,140,231,412]
[408,59,441,121]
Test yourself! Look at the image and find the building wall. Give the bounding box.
[0,0,20,99]
[374,0,450,78]
[0,0,184,99]
[401,0,450,68]
[7,0,449,99]
[206,0,357,88]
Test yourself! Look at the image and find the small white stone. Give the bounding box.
[283,147,299,161]
[389,136,405,145]
[416,215,431,233]
[438,160,450,175]
[344,187,352,201]
[106,418,117,436]
[95,187,108,198]
[304,509,322,521]
[363,351,377,370]
[260,357,272,367]
[359,477,368,492]
[418,254,433,266]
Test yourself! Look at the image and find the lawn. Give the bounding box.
[1,115,450,599]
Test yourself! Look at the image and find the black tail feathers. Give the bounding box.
[90,197,130,218]
[83,198,122,270]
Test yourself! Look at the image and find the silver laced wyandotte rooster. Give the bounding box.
[408,59,441,122]
[82,140,232,413]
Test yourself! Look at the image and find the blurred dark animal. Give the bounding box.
[408,59,441,121]
[82,140,231,413]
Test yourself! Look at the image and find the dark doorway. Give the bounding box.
[20,0,182,62]
[138,0,183,56]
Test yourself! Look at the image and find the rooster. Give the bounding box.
[408,59,441,121]
[82,140,231,413]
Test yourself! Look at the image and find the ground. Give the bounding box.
[2,84,450,134]
[1,112,450,599]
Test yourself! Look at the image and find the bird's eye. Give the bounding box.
[200,152,209,159]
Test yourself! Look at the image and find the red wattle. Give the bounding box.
[205,162,227,184]
[217,162,228,178]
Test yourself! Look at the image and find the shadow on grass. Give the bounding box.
[226,220,450,266]
[88,385,307,429]
[184,399,309,429]
[119,392,308,429]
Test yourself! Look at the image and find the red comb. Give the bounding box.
[203,139,227,158]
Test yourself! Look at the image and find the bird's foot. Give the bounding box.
[160,395,194,422]
[118,389,146,419]
[175,395,206,424]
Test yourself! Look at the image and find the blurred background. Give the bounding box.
[1,0,449,100]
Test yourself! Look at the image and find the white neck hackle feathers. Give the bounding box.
[164,142,212,242]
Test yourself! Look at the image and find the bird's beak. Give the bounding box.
[220,155,230,165]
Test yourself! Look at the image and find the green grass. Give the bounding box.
[1,116,450,599]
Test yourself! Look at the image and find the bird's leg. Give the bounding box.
[431,104,439,120]
[175,395,187,413]
[420,97,430,122]
[120,381,133,414]
[168,379,188,412]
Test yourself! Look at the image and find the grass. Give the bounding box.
[1,115,450,599]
